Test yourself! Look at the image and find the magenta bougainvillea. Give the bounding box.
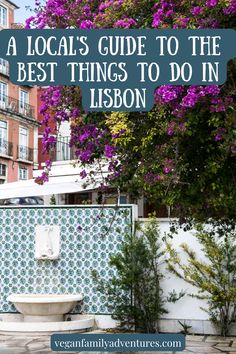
[30,0,236,222]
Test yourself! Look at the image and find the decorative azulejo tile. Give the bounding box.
[0,206,133,314]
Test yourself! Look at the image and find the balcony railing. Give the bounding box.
[0,139,13,157]
[11,23,25,29]
[0,95,35,119]
[51,136,77,162]
[0,61,9,76]
[17,145,34,161]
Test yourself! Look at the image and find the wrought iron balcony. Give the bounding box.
[0,139,13,157]
[51,136,77,161]
[0,95,35,119]
[17,145,34,162]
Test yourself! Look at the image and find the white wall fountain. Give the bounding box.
[0,206,134,335]
[2,293,95,335]
[35,225,60,260]
[7,294,84,322]
[0,224,95,335]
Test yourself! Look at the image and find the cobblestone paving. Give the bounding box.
[0,334,235,353]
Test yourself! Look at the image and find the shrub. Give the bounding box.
[166,224,236,336]
[50,194,56,205]
[92,218,167,333]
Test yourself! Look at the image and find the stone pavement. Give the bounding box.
[0,334,235,353]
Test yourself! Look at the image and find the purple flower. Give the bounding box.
[210,98,226,112]
[55,8,66,16]
[163,166,172,174]
[152,9,164,27]
[215,134,222,141]
[155,85,184,103]
[167,122,176,136]
[71,108,80,118]
[80,170,87,179]
[206,0,218,7]
[214,128,226,141]
[114,18,137,28]
[29,0,236,194]
[79,132,90,143]
[153,175,162,182]
[79,150,92,162]
[223,0,236,14]
[35,172,49,185]
[163,159,174,174]
[99,1,113,11]
[77,225,82,232]
[175,17,190,28]
[230,146,236,154]
[45,160,52,169]
[112,129,126,139]
[204,85,220,96]
[80,20,95,29]
[225,97,234,105]
[144,172,163,183]
[25,16,35,28]
[191,6,203,15]
[104,145,115,158]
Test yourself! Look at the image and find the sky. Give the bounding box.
[13,0,34,24]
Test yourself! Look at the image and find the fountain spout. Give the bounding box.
[35,225,60,260]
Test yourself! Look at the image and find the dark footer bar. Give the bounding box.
[51,333,185,352]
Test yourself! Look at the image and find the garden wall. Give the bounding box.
[0,207,234,335]
[138,219,236,335]
[144,219,209,321]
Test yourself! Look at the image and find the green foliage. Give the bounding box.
[35,0,236,225]
[49,195,56,205]
[178,320,192,335]
[167,289,186,303]
[105,104,236,225]
[92,218,167,333]
[166,224,236,336]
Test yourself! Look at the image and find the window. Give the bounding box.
[104,196,117,204]
[19,127,28,160]
[0,58,8,75]
[19,166,28,180]
[65,193,91,205]
[0,6,7,26]
[0,163,6,184]
[0,163,6,176]
[0,81,7,108]
[19,90,29,115]
[120,195,128,204]
[0,120,7,155]
[56,137,71,161]
[143,198,169,218]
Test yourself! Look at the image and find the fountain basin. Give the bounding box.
[0,314,95,336]
[7,294,83,322]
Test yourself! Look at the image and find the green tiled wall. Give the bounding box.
[0,206,133,314]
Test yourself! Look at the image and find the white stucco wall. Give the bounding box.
[139,219,209,321]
